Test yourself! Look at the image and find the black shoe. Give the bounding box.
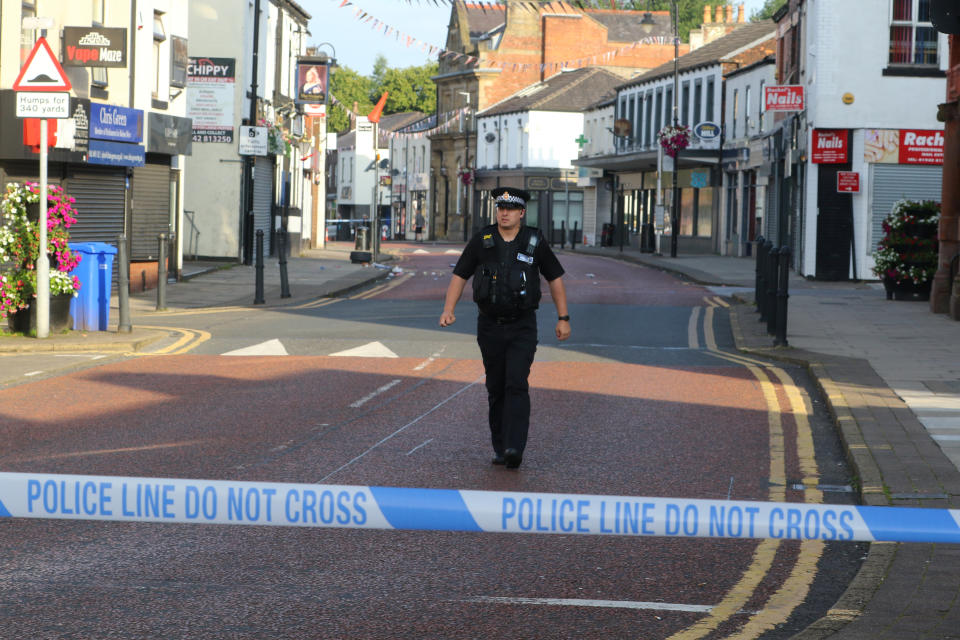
[504,448,522,469]
[491,453,506,465]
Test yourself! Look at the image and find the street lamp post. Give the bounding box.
[642,1,681,257]
[670,0,680,258]
[458,90,471,242]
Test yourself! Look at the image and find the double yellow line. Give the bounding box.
[667,297,824,639]
[136,326,211,355]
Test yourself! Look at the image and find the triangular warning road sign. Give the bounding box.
[13,37,72,92]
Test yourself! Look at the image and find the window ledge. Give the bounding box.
[882,66,945,78]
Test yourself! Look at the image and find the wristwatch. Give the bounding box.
[558,315,570,321]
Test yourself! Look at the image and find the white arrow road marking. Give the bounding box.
[330,341,399,358]
[413,249,430,254]
[222,339,289,356]
[444,249,461,255]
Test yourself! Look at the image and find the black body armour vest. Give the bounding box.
[472,224,542,316]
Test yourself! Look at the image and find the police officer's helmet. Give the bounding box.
[492,187,530,210]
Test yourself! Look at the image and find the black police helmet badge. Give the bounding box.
[492,187,530,209]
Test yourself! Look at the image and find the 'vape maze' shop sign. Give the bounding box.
[61,27,127,67]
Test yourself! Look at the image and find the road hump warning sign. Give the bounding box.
[13,37,72,92]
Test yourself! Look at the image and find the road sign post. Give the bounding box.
[13,35,72,339]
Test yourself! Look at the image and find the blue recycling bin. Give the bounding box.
[68,242,117,331]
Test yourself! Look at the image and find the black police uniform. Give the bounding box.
[452,222,565,466]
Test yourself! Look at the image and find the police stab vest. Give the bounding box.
[472,224,542,316]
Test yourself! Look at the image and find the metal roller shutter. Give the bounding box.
[253,156,274,255]
[66,167,126,245]
[131,163,172,260]
[66,167,127,287]
[870,164,943,247]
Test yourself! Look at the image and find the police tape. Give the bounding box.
[2,472,959,543]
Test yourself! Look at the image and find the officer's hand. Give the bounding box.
[439,311,456,327]
[555,319,570,341]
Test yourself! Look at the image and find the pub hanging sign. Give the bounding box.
[62,27,127,68]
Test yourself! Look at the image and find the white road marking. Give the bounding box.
[330,341,399,358]
[413,345,447,371]
[350,379,402,408]
[24,371,43,377]
[405,439,434,455]
[444,249,461,255]
[222,339,289,356]
[688,306,701,350]
[320,375,484,482]
[464,596,726,614]
[413,249,429,254]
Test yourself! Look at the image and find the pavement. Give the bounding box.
[3,239,960,638]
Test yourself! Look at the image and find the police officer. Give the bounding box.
[439,187,570,469]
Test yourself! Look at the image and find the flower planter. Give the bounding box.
[6,293,73,334]
[872,200,939,301]
[883,275,932,301]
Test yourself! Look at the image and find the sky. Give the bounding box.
[300,0,769,76]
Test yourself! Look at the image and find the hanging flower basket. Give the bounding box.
[658,124,691,158]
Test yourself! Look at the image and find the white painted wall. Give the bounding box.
[723,61,776,146]
[799,0,948,278]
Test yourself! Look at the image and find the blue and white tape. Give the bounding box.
[2,472,959,543]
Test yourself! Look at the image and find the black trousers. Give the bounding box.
[476,311,538,455]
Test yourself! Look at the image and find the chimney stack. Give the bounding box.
[704,5,712,23]
[737,3,745,23]
[716,5,724,22]
[725,5,733,22]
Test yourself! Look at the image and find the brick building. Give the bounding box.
[429,0,682,240]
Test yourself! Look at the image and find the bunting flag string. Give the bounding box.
[328,93,468,140]
[332,0,671,73]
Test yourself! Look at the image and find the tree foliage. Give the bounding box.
[750,0,786,21]
[326,58,438,134]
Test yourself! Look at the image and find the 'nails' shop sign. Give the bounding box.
[61,27,127,68]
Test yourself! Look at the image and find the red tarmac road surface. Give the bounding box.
[0,248,827,638]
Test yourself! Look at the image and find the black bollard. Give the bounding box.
[254,230,265,305]
[571,221,579,250]
[117,234,131,333]
[774,247,791,346]
[279,228,291,298]
[156,233,168,311]
[560,221,566,250]
[754,235,765,312]
[766,246,779,336]
[758,239,772,321]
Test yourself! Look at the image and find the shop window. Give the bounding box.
[21,1,37,66]
[152,11,167,102]
[889,0,938,67]
[732,89,739,139]
[758,80,766,133]
[706,77,715,123]
[693,80,702,127]
[92,0,105,24]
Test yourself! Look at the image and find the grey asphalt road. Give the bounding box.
[0,250,864,639]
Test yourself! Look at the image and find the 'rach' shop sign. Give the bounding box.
[864,129,944,165]
[62,27,127,67]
